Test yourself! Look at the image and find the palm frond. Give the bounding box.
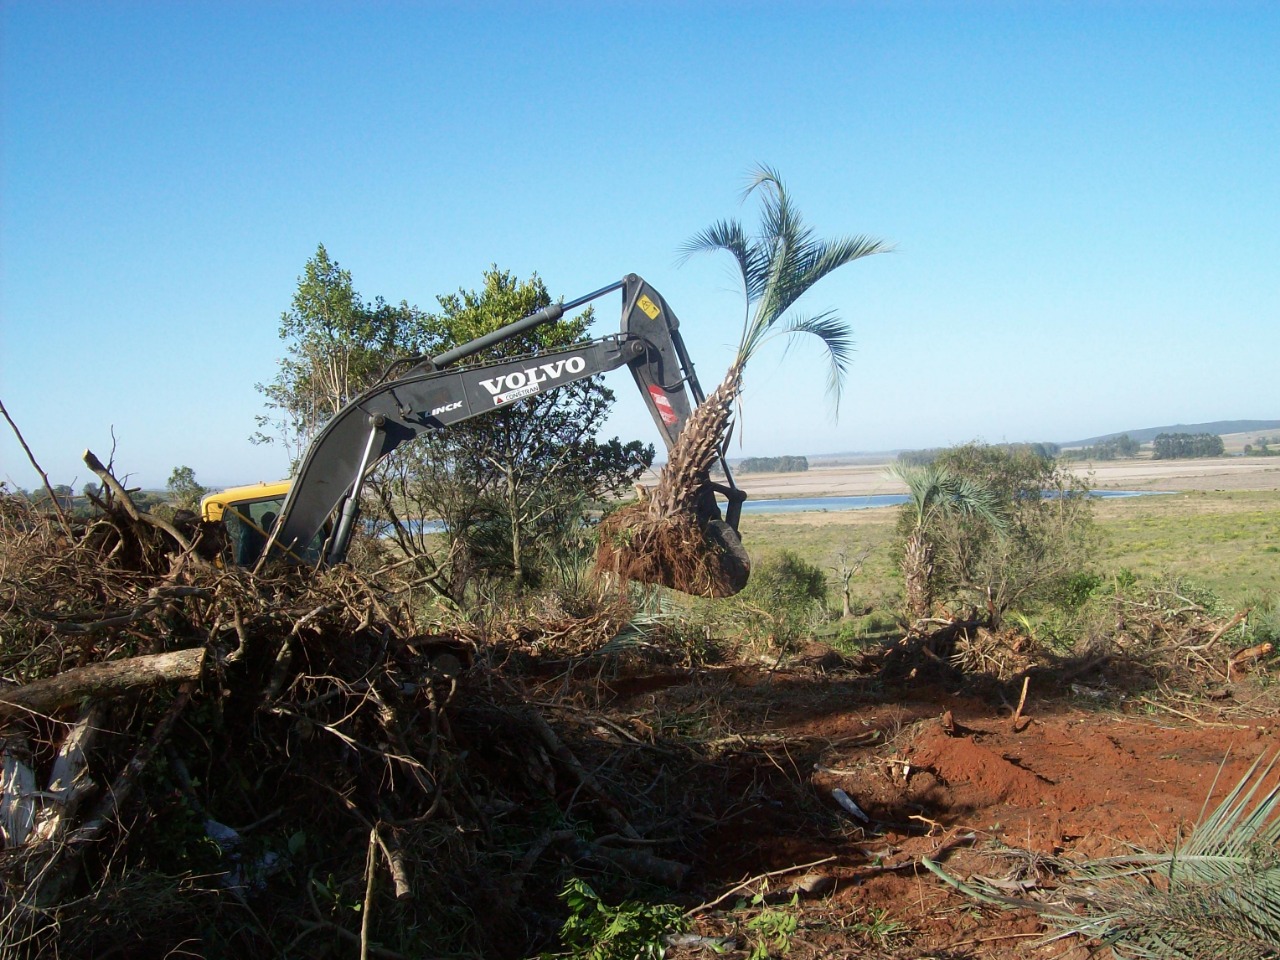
[671,165,887,467]
[678,219,755,300]
[888,463,1007,533]
[770,311,856,413]
[731,167,889,403]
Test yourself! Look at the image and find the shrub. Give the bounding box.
[901,442,1097,625]
[731,550,828,646]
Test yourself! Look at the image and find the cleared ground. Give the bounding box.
[642,454,1280,958]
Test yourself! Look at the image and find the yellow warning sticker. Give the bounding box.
[637,294,661,320]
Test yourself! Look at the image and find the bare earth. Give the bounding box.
[613,454,1280,959]
[725,456,1280,499]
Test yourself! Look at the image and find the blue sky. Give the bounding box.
[3,2,1277,491]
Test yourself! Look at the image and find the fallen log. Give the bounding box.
[0,647,206,721]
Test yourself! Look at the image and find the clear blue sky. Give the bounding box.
[3,1,1277,491]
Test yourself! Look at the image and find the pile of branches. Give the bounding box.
[0,455,708,959]
[1093,583,1267,689]
[950,624,1039,681]
[874,580,1270,697]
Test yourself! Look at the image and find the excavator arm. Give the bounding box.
[267,275,747,586]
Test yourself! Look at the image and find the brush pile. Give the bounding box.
[880,579,1266,699]
[1094,582,1264,687]
[0,454,712,959]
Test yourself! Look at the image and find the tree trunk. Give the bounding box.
[649,361,743,517]
[508,467,524,591]
[0,648,206,720]
[903,531,934,621]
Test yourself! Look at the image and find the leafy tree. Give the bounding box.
[370,269,653,593]
[259,250,652,598]
[908,443,1096,625]
[738,455,809,473]
[254,243,436,465]
[1067,433,1141,461]
[166,466,207,511]
[734,549,829,645]
[890,463,1005,621]
[1152,432,1225,459]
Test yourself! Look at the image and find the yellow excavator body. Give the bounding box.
[200,480,292,523]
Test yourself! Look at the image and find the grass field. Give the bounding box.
[736,488,1280,614]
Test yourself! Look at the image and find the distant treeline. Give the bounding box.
[736,455,809,473]
[1063,433,1141,461]
[898,442,1060,466]
[1152,432,1225,459]
[1244,437,1280,457]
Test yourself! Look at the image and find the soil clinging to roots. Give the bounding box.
[595,503,741,599]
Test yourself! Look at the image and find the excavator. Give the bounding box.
[200,274,751,594]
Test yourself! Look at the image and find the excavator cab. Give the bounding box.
[200,481,323,567]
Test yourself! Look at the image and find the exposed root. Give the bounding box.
[594,504,747,599]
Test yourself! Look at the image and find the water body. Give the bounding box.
[389,491,1170,532]
[738,490,1171,515]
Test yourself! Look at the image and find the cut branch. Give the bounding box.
[1,399,74,539]
[82,449,192,550]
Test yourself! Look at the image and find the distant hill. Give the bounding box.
[1063,420,1280,448]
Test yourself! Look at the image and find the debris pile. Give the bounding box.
[0,455,716,959]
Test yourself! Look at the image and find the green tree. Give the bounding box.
[735,549,829,645]
[166,466,207,511]
[607,167,887,597]
[255,243,435,465]
[917,443,1096,624]
[890,463,1005,621]
[649,165,888,518]
[1152,432,1224,459]
[371,269,653,594]
[259,251,651,599]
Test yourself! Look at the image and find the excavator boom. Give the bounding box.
[265,275,747,577]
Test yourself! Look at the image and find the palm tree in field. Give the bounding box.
[890,463,1005,621]
[600,166,889,595]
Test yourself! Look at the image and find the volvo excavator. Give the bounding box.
[200,275,750,594]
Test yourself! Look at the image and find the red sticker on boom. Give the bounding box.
[648,385,679,426]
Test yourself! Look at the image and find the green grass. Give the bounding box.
[1092,490,1280,606]
[736,509,902,609]
[735,490,1280,617]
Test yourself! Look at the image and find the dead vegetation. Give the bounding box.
[2,452,1277,959]
[0,455,815,958]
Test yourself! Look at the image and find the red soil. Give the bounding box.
[601,663,1278,959]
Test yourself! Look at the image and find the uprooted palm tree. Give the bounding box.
[890,462,1006,622]
[598,166,889,596]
